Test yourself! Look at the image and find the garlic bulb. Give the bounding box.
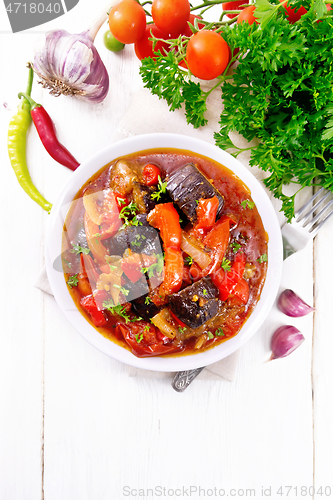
[32,12,110,103]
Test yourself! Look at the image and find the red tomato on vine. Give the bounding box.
[222,0,249,19]
[186,30,230,81]
[278,0,307,23]
[135,24,170,60]
[151,0,191,36]
[237,5,258,24]
[109,0,146,44]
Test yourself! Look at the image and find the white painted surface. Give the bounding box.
[0,2,332,500]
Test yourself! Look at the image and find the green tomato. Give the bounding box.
[103,30,125,52]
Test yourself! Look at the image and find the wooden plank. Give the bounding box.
[0,36,44,500]
[313,217,333,498]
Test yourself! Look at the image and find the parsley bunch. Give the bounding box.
[140,0,333,220]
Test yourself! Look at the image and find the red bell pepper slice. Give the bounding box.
[80,294,107,327]
[193,196,219,239]
[211,252,247,301]
[232,278,250,304]
[121,253,143,283]
[116,322,184,357]
[160,247,183,296]
[147,202,181,249]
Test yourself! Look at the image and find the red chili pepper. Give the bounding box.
[18,92,79,171]
[80,294,107,327]
[142,164,161,186]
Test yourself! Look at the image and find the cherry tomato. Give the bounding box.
[134,24,169,60]
[181,14,205,37]
[237,5,258,24]
[142,163,161,185]
[278,0,307,23]
[186,30,230,81]
[151,0,190,36]
[103,30,125,52]
[222,0,249,19]
[109,0,146,45]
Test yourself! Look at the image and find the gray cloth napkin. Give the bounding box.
[36,87,249,382]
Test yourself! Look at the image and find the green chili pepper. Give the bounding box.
[7,65,52,213]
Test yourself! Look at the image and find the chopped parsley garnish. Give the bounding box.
[116,197,126,206]
[178,326,188,334]
[230,241,242,253]
[67,274,78,288]
[119,201,139,227]
[144,325,150,332]
[141,253,164,278]
[145,296,152,305]
[132,234,142,247]
[63,258,72,269]
[151,175,168,201]
[103,300,131,323]
[135,332,144,343]
[206,331,214,340]
[241,199,255,210]
[130,316,143,322]
[221,257,231,272]
[215,328,225,337]
[185,255,193,266]
[257,253,268,264]
[113,284,130,297]
[70,244,90,256]
[202,289,208,296]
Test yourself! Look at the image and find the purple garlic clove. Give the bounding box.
[270,325,305,360]
[277,289,314,317]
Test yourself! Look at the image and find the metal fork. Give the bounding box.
[172,187,333,392]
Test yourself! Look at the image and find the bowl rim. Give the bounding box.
[45,132,283,372]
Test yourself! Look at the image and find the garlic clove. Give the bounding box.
[270,325,305,360]
[278,289,314,317]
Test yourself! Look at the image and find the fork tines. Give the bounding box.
[296,187,333,235]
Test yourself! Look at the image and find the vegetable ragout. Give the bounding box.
[62,149,268,358]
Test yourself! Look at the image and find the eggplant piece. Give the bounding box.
[132,295,161,321]
[169,276,220,329]
[105,225,163,256]
[121,275,150,303]
[167,163,224,223]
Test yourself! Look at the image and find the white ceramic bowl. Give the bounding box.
[45,133,283,372]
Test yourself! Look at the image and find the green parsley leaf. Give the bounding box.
[145,296,152,305]
[63,258,72,269]
[70,245,90,256]
[230,241,242,253]
[215,327,225,337]
[67,274,78,288]
[185,255,193,266]
[135,332,144,343]
[113,284,130,296]
[202,289,208,296]
[103,300,131,323]
[178,326,188,334]
[241,199,255,210]
[221,258,231,272]
[206,331,214,340]
[144,325,150,332]
[151,175,168,201]
[257,253,268,263]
